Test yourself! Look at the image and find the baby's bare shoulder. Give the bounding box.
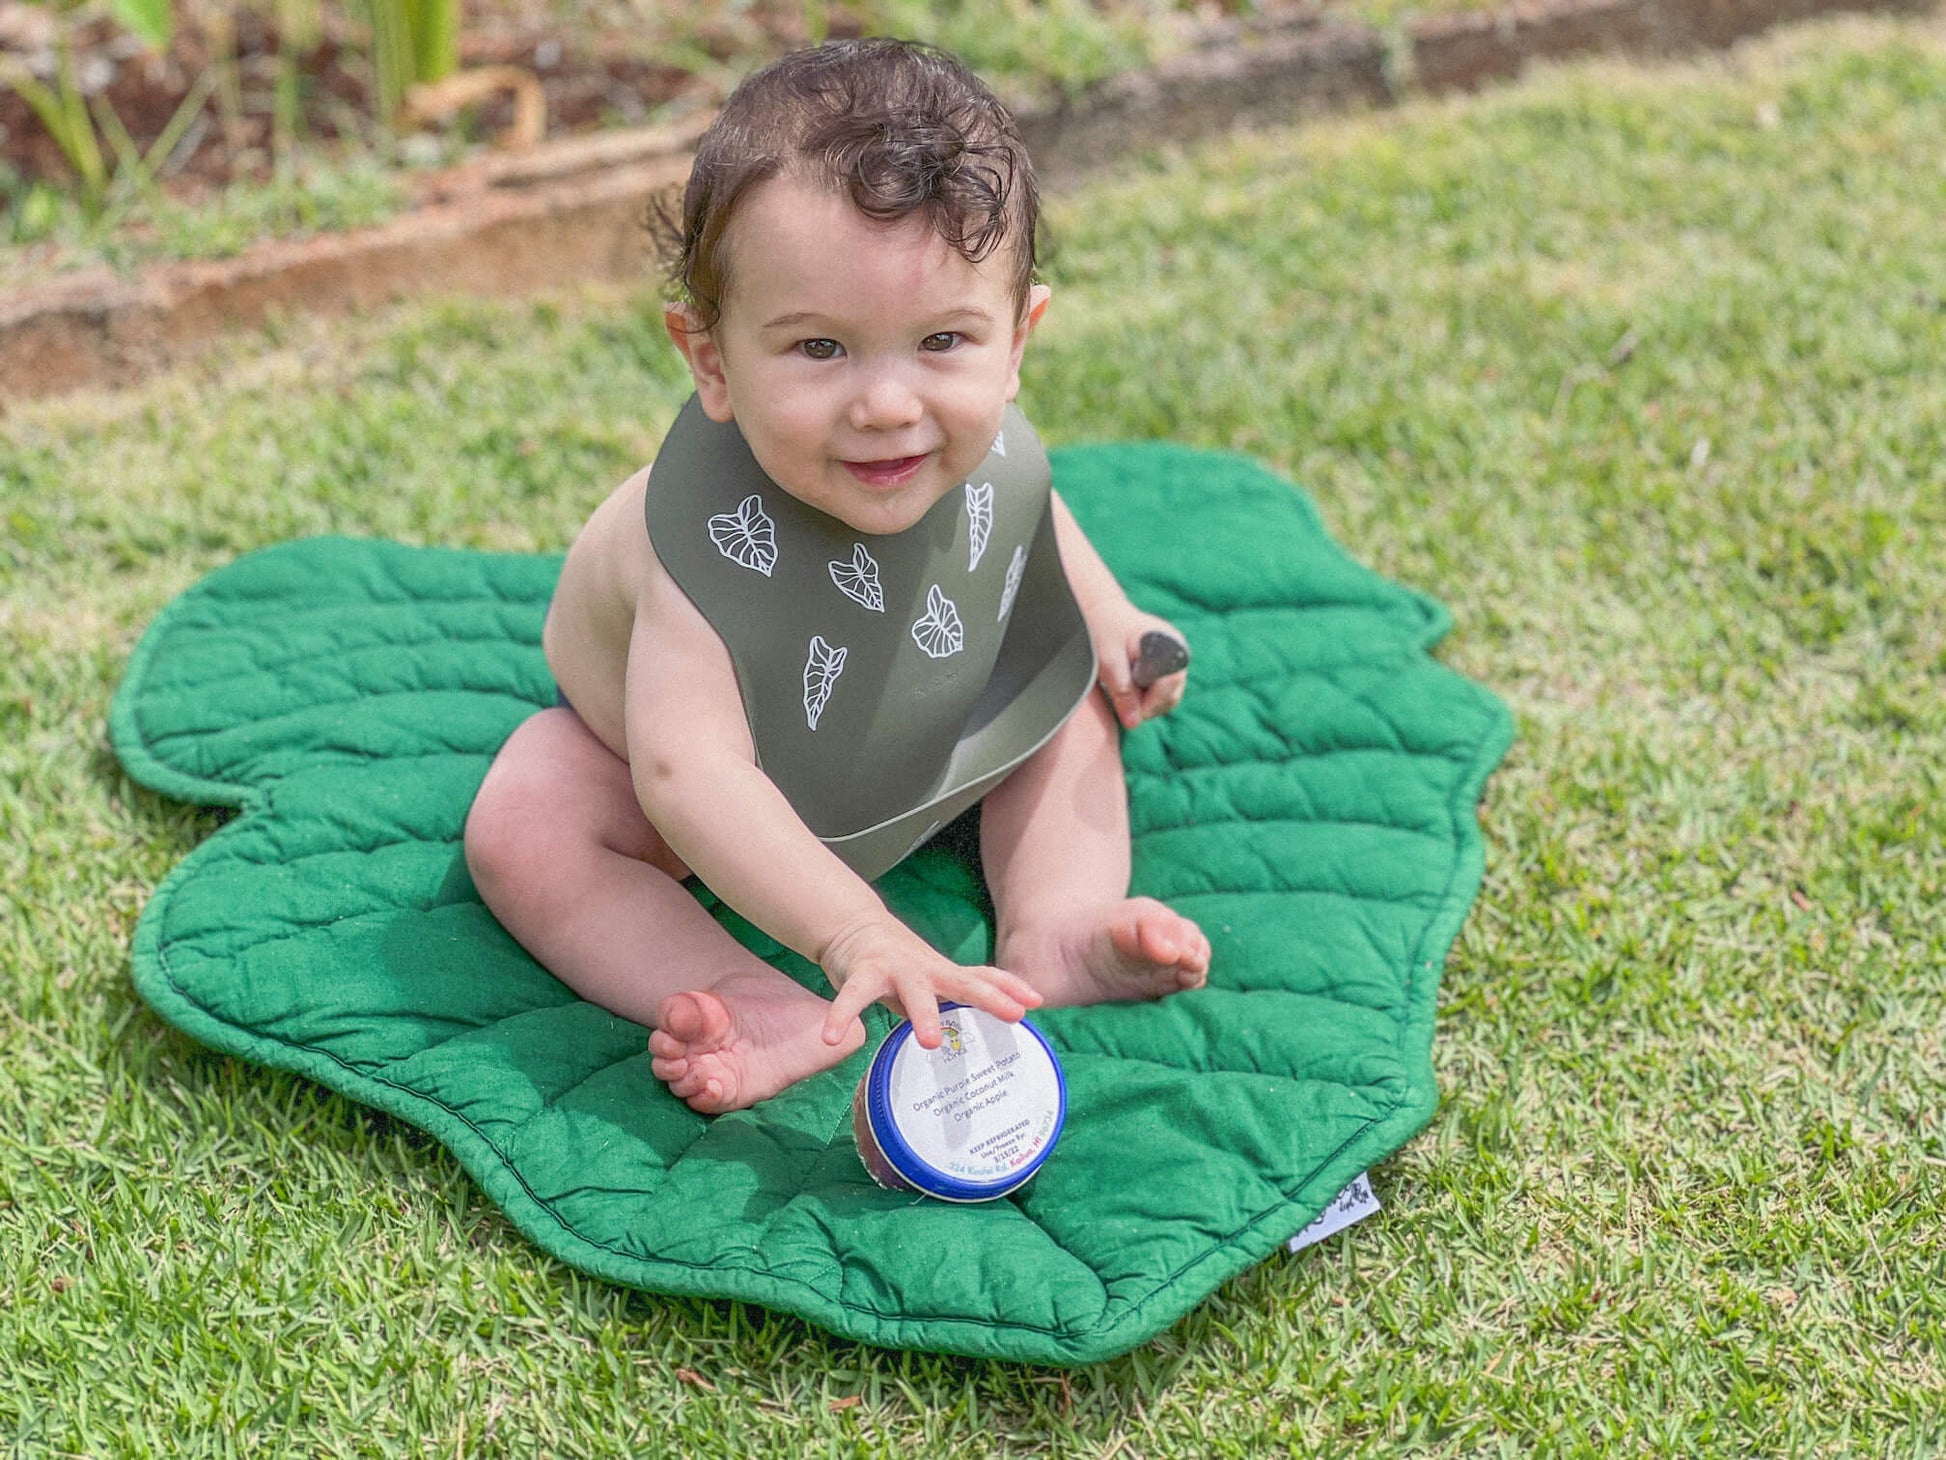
[547,465,745,756]
[548,469,655,648]
[565,467,654,584]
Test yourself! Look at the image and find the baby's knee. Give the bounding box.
[466,709,671,900]
[463,753,570,904]
[463,770,524,901]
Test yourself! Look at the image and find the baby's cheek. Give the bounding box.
[940,430,995,483]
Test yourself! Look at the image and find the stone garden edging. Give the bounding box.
[1,0,1930,405]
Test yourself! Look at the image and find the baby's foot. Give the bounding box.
[999,897,1211,1009]
[648,972,865,1114]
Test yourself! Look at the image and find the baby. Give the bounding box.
[464,37,1209,1114]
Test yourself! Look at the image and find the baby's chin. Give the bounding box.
[824,480,954,537]
[757,459,965,537]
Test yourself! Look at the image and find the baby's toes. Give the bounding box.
[649,1050,689,1083]
[1183,928,1212,975]
[1143,906,1205,969]
[672,1066,715,1101]
[1145,927,1182,966]
[648,1028,686,1061]
[656,988,731,1049]
[1106,900,1168,968]
[1136,904,1209,984]
[678,1067,734,1114]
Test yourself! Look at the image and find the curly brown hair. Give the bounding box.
[649,38,1040,331]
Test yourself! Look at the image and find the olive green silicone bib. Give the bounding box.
[644,397,1095,880]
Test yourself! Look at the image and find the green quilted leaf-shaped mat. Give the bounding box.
[110,443,1513,1365]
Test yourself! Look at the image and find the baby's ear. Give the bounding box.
[1005,284,1053,400]
[1023,283,1052,333]
[664,305,734,421]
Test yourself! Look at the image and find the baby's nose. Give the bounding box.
[848,373,924,431]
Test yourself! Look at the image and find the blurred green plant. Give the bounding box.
[107,0,172,48]
[0,35,106,204]
[0,0,465,225]
[364,0,459,126]
[0,2,210,214]
[272,0,320,154]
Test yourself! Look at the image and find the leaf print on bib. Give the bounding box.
[911,585,965,659]
[990,428,1006,457]
[998,544,1026,622]
[965,481,994,571]
[708,494,778,577]
[803,635,847,730]
[828,542,885,612]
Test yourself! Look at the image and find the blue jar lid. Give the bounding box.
[864,1004,1067,1203]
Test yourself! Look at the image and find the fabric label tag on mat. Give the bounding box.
[1287,1173,1381,1254]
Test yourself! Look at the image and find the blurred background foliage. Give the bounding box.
[0,0,1299,272]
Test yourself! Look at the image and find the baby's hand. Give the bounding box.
[819,917,1043,1048]
[1093,604,1191,729]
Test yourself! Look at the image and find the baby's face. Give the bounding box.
[670,172,1048,536]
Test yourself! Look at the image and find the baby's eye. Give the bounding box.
[798,338,843,361]
[919,332,962,353]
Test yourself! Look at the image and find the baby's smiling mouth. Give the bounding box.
[842,453,930,489]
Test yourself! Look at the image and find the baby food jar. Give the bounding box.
[852,1004,1067,1202]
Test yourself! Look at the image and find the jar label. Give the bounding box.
[885,1008,1062,1183]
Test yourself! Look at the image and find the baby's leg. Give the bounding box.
[464,707,863,1112]
[980,692,1210,1006]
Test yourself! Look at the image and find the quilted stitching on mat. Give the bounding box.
[110,442,1513,1364]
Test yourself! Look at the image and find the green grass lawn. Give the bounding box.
[5,13,1945,1455]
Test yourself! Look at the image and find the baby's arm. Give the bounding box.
[1050,493,1191,728]
[622,567,1041,1048]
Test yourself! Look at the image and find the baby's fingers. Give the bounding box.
[969,964,1043,1012]
[894,975,945,1049]
[822,974,883,1046]
[1099,672,1144,730]
[937,965,1040,1025]
[1095,644,1140,730]
[1138,670,1187,721]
